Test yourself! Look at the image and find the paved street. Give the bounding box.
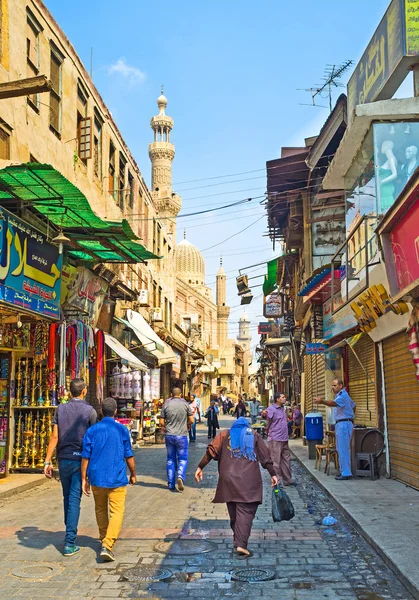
[0,416,413,600]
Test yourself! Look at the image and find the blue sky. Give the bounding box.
[45,0,400,349]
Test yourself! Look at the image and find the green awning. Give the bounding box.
[0,163,161,264]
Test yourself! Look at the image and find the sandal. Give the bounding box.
[235,549,254,559]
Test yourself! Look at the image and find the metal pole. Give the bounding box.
[413,64,419,97]
[378,341,390,477]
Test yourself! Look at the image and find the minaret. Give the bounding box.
[237,313,251,393]
[237,313,251,353]
[148,88,181,225]
[216,257,230,347]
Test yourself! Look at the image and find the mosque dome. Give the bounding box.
[239,312,250,322]
[175,237,205,286]
[157,93,168,108]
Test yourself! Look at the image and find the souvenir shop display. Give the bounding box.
[0,354,9,477]
[109,363,161,443]
[12,409,55,470]
[10,319,107,472]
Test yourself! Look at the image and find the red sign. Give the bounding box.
[390,199,419,293]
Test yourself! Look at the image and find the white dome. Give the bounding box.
[239,312,250,322]
[157,93,168,108]
[175,239,205,286]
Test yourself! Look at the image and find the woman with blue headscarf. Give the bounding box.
[195,417,277,558]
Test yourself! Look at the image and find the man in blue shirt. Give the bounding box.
[81,397,136,562]
[315,378,356,480]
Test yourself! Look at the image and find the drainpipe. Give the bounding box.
[377,341,390,477]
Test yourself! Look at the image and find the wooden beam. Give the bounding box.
[0,75,52,100]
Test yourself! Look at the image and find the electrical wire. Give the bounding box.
[173,153,337,186]
[177,209,265,230]
[201,215,266,252]
[177,175,266,192]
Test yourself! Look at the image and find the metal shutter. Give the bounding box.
[347,334,377,427]
[383,331,419,490]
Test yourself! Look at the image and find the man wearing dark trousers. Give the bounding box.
[44,378,97,556]
[205,399,220,439]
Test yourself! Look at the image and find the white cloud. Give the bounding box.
[107,57,146,85]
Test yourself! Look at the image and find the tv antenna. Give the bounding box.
[298,60,354,111]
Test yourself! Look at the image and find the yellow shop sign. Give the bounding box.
[350,284,408,332]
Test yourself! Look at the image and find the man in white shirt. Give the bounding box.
[188,393,201,442]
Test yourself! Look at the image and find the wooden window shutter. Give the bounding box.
[0,129,10,160]
[78,117,92,160]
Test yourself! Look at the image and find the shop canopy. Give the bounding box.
[264,337,291,346]
[298,265,341,302]
[0,163,161,264]
[118,309,177,366]
[104,334,148,371]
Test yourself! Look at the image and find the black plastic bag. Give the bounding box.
[272,485,295,522]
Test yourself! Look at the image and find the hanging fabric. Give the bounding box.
[95,329,105,404]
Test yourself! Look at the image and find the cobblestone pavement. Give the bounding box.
[0,416,413,600]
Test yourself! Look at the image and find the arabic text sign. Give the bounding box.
[406,0,419,54]
[306,343,329,355]
[0,208,61,318]
[347,0,411,118]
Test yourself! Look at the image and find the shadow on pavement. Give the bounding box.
[15,525,98,553]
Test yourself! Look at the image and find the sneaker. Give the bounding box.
[100,546,115,562]
[176,477,185,492]
[63,545,80,557]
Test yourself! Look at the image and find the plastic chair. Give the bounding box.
[355,429,385,480]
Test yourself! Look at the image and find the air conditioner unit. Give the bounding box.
[152,308,164,322]
[138,289,149,306]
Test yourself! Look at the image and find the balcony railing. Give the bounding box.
[331,215,379,314]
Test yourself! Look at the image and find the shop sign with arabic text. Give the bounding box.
[0,207,61,318]
[348,0,419,118]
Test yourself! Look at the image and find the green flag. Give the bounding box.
[263,258,277,296]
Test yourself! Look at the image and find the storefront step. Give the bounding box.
[0,473,47,500]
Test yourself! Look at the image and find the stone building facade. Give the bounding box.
[0,0,247,403]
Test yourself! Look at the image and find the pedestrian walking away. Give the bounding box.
[188,393,201,442]
[205,397,220,439]
[315,379,356,480]
[81,397,136,562]
[195,416,278,558]
[160,387,194,492]
[44,378,97,556]
[248,397,260,425]
[266,393,293,486]
[234,398,247,419]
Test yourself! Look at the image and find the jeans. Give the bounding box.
[189,420,197,442]
[251,415,257,425]
[92,486,127,550]
[165,435,189,488]
[59,459,82,546]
